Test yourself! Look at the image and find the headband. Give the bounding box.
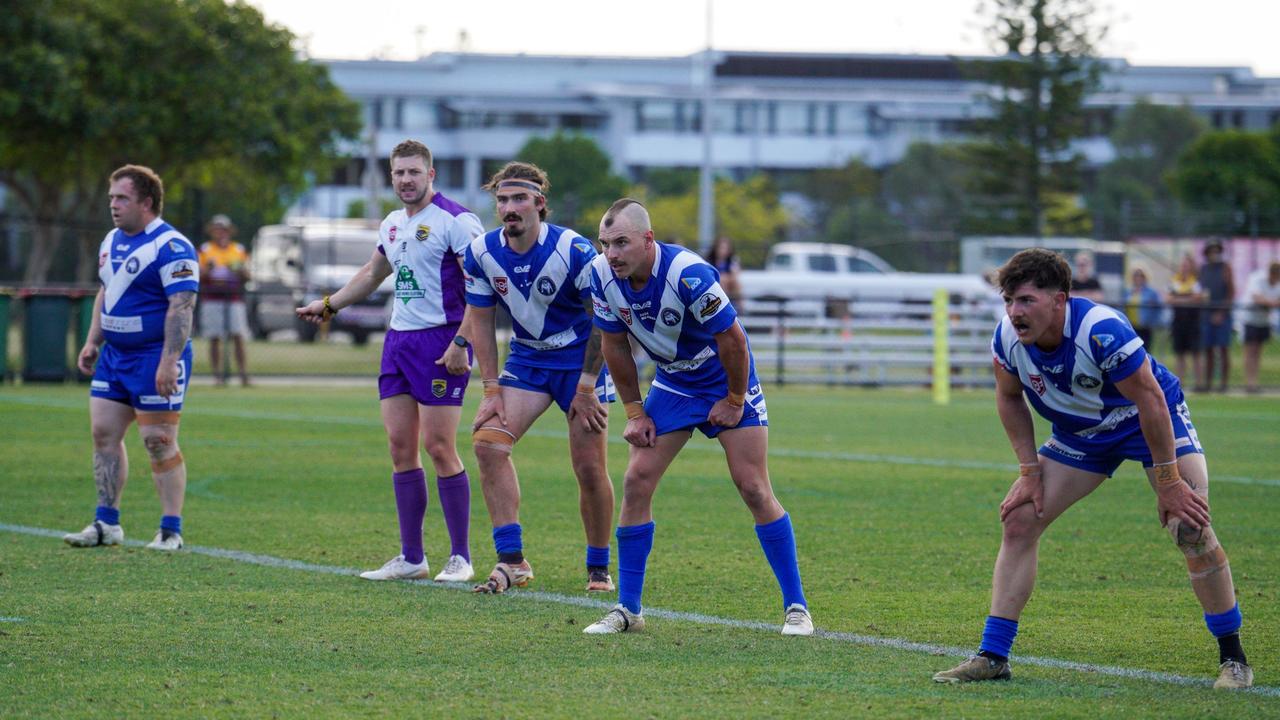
[496,179,545,195]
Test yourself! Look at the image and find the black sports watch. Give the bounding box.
[452,335,469,348]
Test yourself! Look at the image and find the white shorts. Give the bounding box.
[199,298,249,338]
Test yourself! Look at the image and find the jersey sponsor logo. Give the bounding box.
[1091,333,1115,348]
[170,261,194,279]
[125,257,140,274]
[1043,436,1086,461]
[395,265,426,302]
[116,243,130,251]
[168,240,185,253]
[592,297,615,320]
[573,242,594,254]
[1042,363,1064,374]
[1100,351,1130,371]
[513,264,532,273]
[452,387,462,398]
[681,277,702,292]
[661,308,681,326]
[1028,373,1047,396]
[619,306,633,325]
[415,225,430,241]
[696,292,722,319]
[1074,373,1101,389]
[494,277,509,295]
[432,379,447,398]
[536,277,557,296]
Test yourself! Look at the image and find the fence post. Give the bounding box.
[932,288,950,405]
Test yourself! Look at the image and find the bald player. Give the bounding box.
[580,198,813,636]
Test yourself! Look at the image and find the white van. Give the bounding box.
[764,242,896,274]
[247,219,392,344]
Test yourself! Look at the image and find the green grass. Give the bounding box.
[1,384,1277,718]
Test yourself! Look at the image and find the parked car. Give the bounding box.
[764,242,896,274]
[247,219,392,344]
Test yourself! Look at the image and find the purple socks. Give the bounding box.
[436,470,471,562]
[393,469,427,564]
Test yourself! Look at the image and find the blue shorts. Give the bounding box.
[644,377,768,438]
[90,342,193,411]
[1039,401,1204,476]
[499,359,616,412]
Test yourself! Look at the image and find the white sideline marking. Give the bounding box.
[2,394,1278,487]
[3,521,1275,697]
[0,617,26,623]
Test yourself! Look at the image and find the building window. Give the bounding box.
[1231,110,1245,128]
[775,102,810,135]
[834,103,867,134]
[434,158,465,185]
[1211,110,1224,129]
[636,100,677,132]
[368,98,384,130]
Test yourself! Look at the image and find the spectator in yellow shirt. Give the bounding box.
[197,214,251,386]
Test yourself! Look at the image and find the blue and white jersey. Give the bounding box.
[378,193,485,331]
[590,242,749,392]
[992,297,1182,441]
[96,217,199,351]
[464,223,596,370]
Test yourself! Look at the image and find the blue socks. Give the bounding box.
[160,515,182,535]
[979,615,1019,660]
[586,544,610,571]
[95,506,120,526]
[616,522,655,615]
[755,513,807,610]
[493,523,524,560]
[1204,604,1242,637]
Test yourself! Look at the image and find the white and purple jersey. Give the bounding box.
[992,297,1183,442]
[590,242,750,393]
[96,217,199,351]
[378,193,484,331]
[464,223,597,370]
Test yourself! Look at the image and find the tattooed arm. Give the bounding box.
[156,291,196,396]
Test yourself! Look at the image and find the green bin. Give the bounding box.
[76,294,97,381]
[23,295,72,382]
[0,294,10,381]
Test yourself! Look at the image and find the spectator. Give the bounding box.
[705,235,743,307]
[1198,240,1235,393]
[1241,261,1280,394]
[1166,253,1204,386]
[1123,267,1162,349]
[198,214,251,386]
[1070,251,1104,303]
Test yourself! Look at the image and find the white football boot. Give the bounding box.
[583,604,645,634]
[145,530,184,551]
[63,521,124,548]
[359,554,430,581]
[433,554,475,582]
[781,603,814,636]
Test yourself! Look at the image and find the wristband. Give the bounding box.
[482,379,500,398]
[1152,460,1181,488]
[725,391,746,408]
[624,401,646,421]
[322,295,338,318]
[576,383,595,396]
[1018,462,1042,476]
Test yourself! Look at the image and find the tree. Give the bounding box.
[0,0,361,283]
[968,0,1106,237]
[1170,130,1280,236]
[1088,100,1206,238]
[514,131,629,232]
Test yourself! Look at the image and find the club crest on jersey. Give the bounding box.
[681,277,702,292]
[1091,333,1115,348]
[125,257,141,274]
[696,292,722,318]
[388,226,397,242]
[537,277,557,296]
[432,379,447,398]
[619,306,633,325]
[415,225,430,241]
[1028,373,1047,396]
[1074,373,1101,389]
[494,277,509,296]
[99,252,108,268]
[661,308,681,326]
[171,262,194,279]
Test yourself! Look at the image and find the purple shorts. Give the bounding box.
[378,325,471,406]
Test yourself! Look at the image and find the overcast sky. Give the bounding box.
[248,0,1280,76]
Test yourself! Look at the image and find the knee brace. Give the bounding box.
[472,426,515,454]
[151,451,184,474]
[1168,521,1230,580]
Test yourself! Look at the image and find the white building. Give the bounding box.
[295,51,1280,218]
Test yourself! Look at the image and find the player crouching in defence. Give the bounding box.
[580,198,813,636]
[933,248,1252,689]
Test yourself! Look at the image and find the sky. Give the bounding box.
[248,0,1280,76]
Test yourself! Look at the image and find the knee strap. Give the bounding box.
[1169,521,1230,580]
[151,451,184,474]
[473,426,515,454]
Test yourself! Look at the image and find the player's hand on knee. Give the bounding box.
[472,395,505,432]
[569,391,607,433]
[1157,482,1211,531]
[623,417,656,447]
[999,468,1044,521]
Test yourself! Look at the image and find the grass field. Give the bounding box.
[1,383,1277,718]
